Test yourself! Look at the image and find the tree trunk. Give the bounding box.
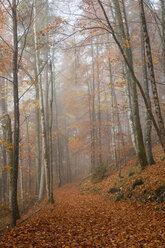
[11,0,20,227]
[54,77,62,187]
[139,0,165,151]
[140,23,155,165]
[1,114,13,206]
[49,61,55,204]
[26,118,31,193]
[96,42,103,165]
[91,39,96,170]
[160,0,165,73]
[109,61,117,167]
[33,0,50,201]
[0,81,8,204]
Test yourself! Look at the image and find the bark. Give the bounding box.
[33,0,50,201]
[139,0,165,150]
[160,0,165,73]
[19,147,24,211]
[1,114,13,206]
[33,0,41,196]
[11,0,20,227]
[54,78,62,187]
[34,83,41,193]
[140,24,155,165]
[87,77,93,168]
[91,39,96,170]
[39,142,45,200]
[26,119,31,193]
[64,115,71,183]
[0,81,8,204]
[96,42,103,165]
[49,61,55,204]
[109,61,117,167]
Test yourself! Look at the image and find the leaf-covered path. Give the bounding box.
[0,182,165,247]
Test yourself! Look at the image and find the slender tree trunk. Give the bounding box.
[140,23,155,165]
[96,42,103,165]
[39,142,45,200]
[34,83,41,193]
[19,147,24,211]
[64,115,71,183]
[91,39,96,170]
[33,0,50,201]
[160,0,165,73]
[87,78,93,169]
[11,0,20,227]
[26,118,31,193]
[54,79,62,187]
[109,61,117,167]
[2,114,13,206]
[0,82,8,204]
[33,0,41,196]
[49,61,54,203]
[139,0,165,151]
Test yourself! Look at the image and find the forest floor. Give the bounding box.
[0,147,165,247]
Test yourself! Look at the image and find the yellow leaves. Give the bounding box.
[121,39,132,48]
[1,165,12,170]
[0,137,13,150]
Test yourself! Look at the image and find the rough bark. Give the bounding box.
[139,0,165,151]
[160,0,165,73]
[140,23,155,165]
[11,0,20,227]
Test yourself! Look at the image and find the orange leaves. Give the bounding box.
[108,79,126,88]
[1,148,165,247]
[68,136,80,151]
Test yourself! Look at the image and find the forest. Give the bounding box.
[0,0,165,247]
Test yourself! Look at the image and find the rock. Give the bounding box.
[126,193,133,199]
[107,187,120,194]
[129,171,135,177]
[142,189,147,195]
[156,192,165,203]
[132,178,144,190]
[155,185,165,196]
[155,206,160,211]
[154,185,165,203]
[115,192,124,202]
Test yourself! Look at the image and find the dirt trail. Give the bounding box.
[0,182,165,247]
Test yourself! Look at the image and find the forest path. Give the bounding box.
[0,181,165,247]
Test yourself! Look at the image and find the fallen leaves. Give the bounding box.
[0,147,165,247]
